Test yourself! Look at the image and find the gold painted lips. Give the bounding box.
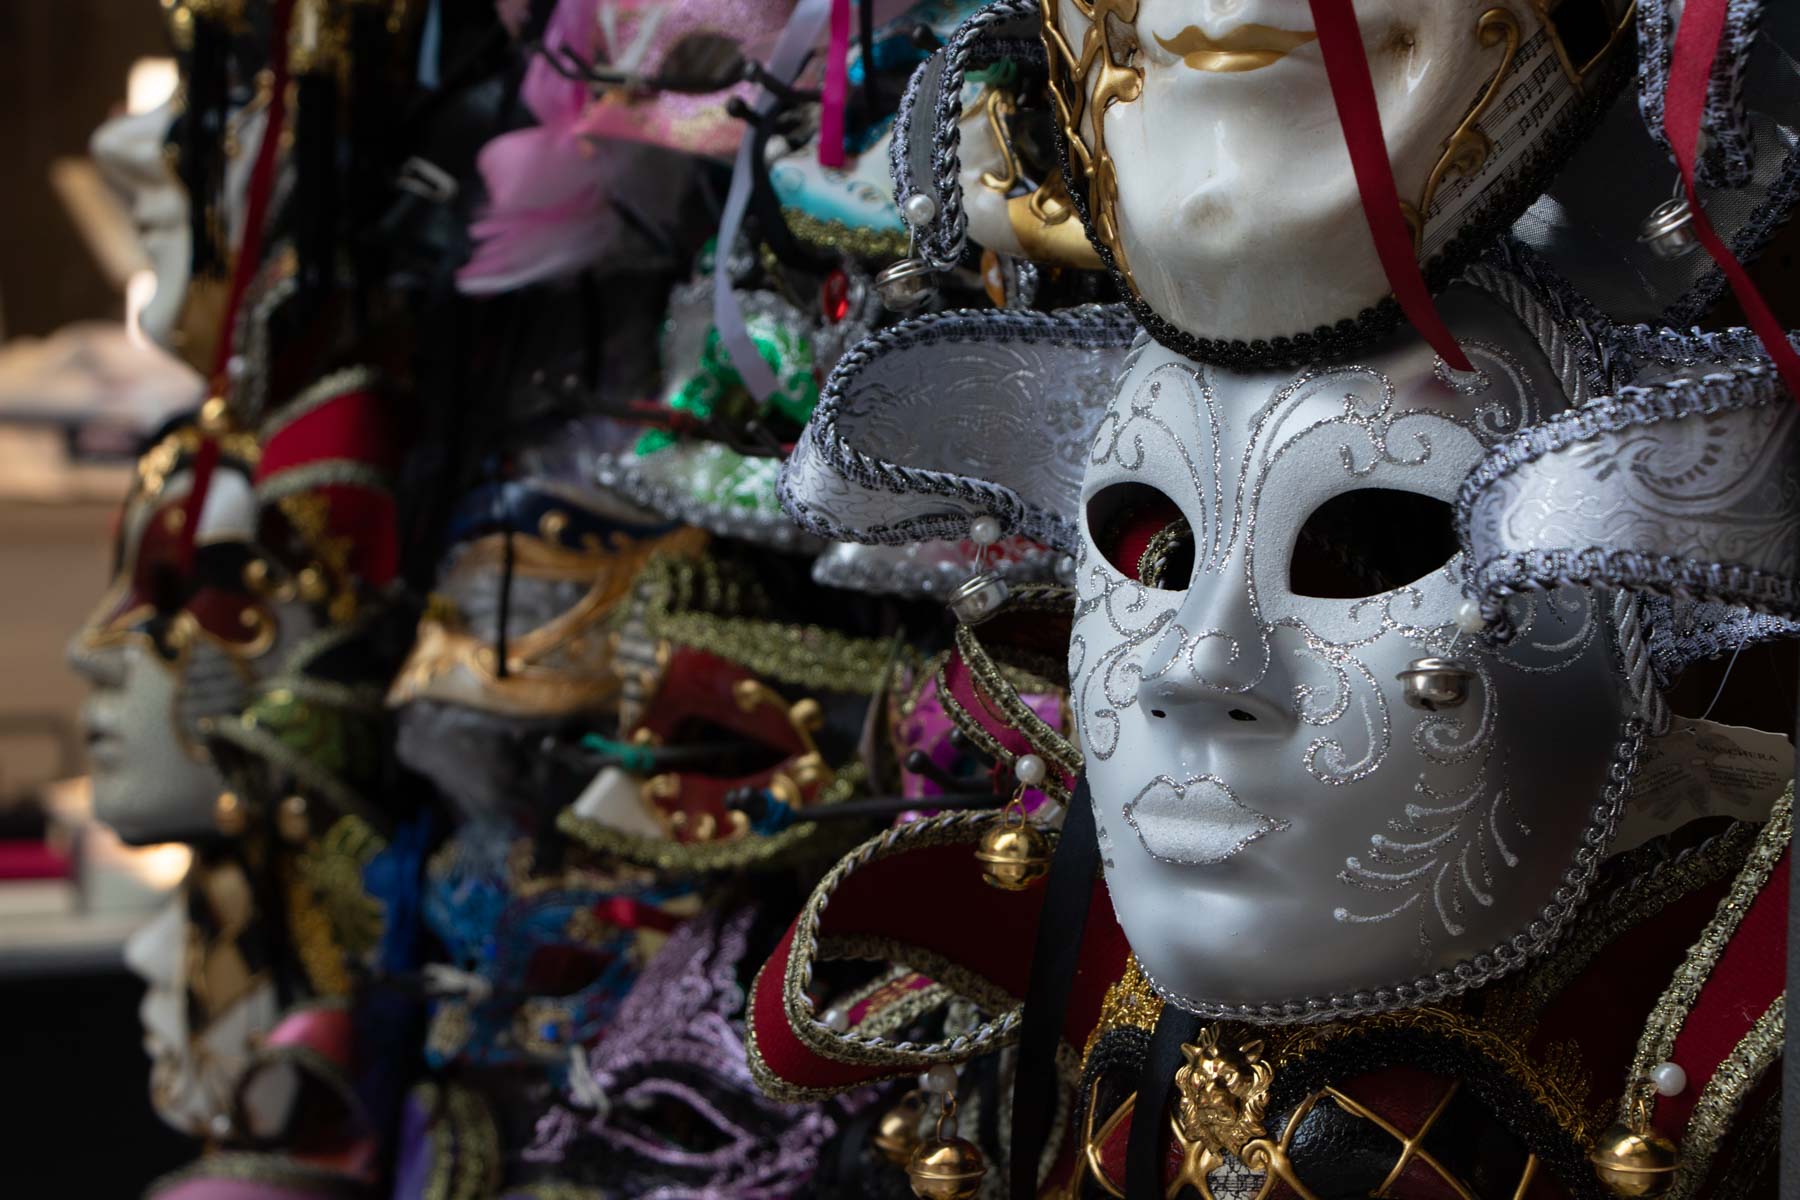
[1153,23,1318,72]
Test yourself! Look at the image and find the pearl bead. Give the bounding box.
[822,1007,849,1033]
[902,192,938,227]
[1454,600,1485,634]
[1014,754,1047,786]
[1649,1061,1687,1097]
[226,354,248,381]
[969,515,1001,546]
[922,1063,959,1095]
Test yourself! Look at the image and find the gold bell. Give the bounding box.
[213,791,247,837]
[872,1090,927,1166]
[276,794,310,844]
[974,810,1052,891]
[906,1134,987,1200]
[1590,1121,1680,1197]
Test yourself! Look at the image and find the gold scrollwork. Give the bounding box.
[1041,0,1144,286]
[1401,8,1521,251]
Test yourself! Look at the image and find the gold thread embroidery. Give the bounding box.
[1667,998,1785,1200]
[1621,786,1791,1127]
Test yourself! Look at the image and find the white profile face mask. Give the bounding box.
[1070,289,1630,1019]
[67,435,318,845]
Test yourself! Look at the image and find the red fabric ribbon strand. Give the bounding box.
[1665,0,1800,403]
[818,0,852,168]
[177,0,297,575]
[1306,0,1472,373]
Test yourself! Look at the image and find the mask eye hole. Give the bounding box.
[1086,482,1192,590]
[1289,488,1458,600]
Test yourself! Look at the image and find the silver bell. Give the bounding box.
[1396,657,1476,711]
[948,572,1009,625]
[874,257,937,311]
[1639,197,1700,259]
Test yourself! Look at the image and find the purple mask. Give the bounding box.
[518,906,865,1198]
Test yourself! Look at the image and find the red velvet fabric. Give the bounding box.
[749,837,1128,1092]
[1654,851,1788,1138]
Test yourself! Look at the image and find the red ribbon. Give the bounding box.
[817,0,852,168]
[175,0,297,578]
[1665,0,1800,403]
[1307,0,1472,373]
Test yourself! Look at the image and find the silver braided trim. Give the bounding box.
[1613,590,1672,736]
[891,0,1043,270]
[778,303,1140,551]
[1137,718,1646,1023]
[1461,262,1597,406]
[1636,0,1766,187]
[1486,239,1636,394]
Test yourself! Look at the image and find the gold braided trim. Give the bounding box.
[852,976,955,1040]
[442,1082,502,1200]
[1706,1078,1783,1199]
[1081,955,1162,1065]
[1513,820,1759,1020]
[257,365,383,441]
[1667,997,1785,1200]
[748,810,1028,1101]
[782,206,910,260]
[817,934,1023,1025]
[1137,517,1191,590]
[1622,785,1792,1125]
[651,607,906,695]
[954,619,1081,779]
[555,761,869,874]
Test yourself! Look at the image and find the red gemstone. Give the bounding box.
[821,269,850,324]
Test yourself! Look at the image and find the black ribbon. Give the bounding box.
[1126,1005,1201,1199]
[1008,777,1099,1199]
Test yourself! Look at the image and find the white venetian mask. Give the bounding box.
[1043,0,1632,355]
[1070,288,1631,1018]
[67,428,318,844]
[90,102,190,350]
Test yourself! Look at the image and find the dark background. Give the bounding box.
[0,0,167,338]
[0,3,201,1192]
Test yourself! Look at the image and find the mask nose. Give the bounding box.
[66,631,126,688]
[1135,558,1296,732]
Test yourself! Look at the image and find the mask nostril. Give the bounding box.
[1227,709,1256,723]
[1149,709,1166,719]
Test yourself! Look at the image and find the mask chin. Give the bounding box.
[89,640,235,845]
